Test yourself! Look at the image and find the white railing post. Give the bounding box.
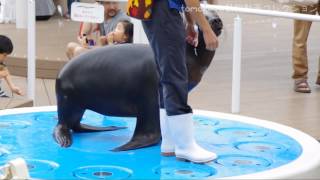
[232,15,242,113]
[27,0,36,104]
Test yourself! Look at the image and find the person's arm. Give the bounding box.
[78,22,93,47]
[185,12,198,47]
[184,0,218,50]
[3,69,23,96]
[0,69,8,78]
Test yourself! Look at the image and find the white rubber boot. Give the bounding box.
[167,113,217,163]
[160,109,175,156]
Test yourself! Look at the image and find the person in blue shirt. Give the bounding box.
[142,0,218,163]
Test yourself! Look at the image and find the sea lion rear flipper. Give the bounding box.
[111,93,161,151]
[111,134,160,152]
[73,123,127,132]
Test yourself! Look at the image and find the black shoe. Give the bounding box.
[0,91,9,98]
[0,94,9,98]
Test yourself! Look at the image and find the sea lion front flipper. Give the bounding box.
[72,123,127,133]
[53,124,73,148]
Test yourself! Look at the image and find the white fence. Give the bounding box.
[203,4,320,113]
[25,1,320,109]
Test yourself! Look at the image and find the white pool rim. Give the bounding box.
[0,106,319,179]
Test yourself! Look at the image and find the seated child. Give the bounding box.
[99,20,133,45]
[0,35,23,97]
[66,20,133,60]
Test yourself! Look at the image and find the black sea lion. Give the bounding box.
[53,12,223,151]
[187,10,223,90]
[54,44,160,151]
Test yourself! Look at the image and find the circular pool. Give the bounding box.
[0,106,319,179]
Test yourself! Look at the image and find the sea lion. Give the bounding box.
[187,10,223,90]
[53,12,223,151]
[54,44,160,151]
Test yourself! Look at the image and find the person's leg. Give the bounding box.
[143,13,175,156]
[292,5,315,92]
[143,0,216,163]
[53,0,69,18]
[67,0,79,15]
[67,0,72,15]
[144,3,191,116]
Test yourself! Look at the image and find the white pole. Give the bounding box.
[131,18,142,44]
[131,17,148,44]
[202,4,320,22]
[232,16,242,113]
[27,0,36,104]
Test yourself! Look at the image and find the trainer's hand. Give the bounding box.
[186,23,198,47]
[203,29,219,51]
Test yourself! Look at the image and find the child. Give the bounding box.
[0,35,23,97]
[100,20,134,45]
[66,20,134,59]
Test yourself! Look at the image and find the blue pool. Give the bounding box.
[0,110,302,179]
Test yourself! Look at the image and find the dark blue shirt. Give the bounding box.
[168,0,185,11]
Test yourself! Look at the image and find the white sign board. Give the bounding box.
[71,2,104,23]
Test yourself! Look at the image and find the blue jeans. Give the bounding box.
[67,0,79,14]
[142,0,192,116]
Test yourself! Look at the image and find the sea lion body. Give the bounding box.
[53,12,223,151]
[54,44,161,151]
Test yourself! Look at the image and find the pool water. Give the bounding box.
[0,110,302,179]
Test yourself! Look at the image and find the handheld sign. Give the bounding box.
[71,2,104,23]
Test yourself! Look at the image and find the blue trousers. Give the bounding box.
[142,0,192,116]
[67,0,79,15]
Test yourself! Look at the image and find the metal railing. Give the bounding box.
[24,1,320,110]
[202,4,320,113]
[27,0,36,102]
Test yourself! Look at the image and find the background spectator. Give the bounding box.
[0,35,23,97]
[65,0,80,18]
[35,0,56,21]
[100,20,133,45]
[292,4,320,93]
[66,20,133,59]
[54,0,69,19]
[97,0,130,36]
[66,0,130,59]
